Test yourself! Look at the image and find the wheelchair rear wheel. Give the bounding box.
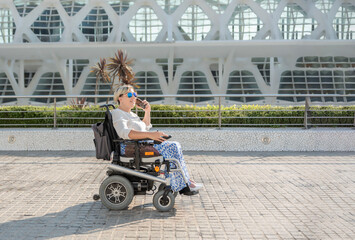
[99,175,134,210]
[153,190,175,212]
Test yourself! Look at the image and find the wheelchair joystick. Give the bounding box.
[153,135,172,144]
[162,135,172,140]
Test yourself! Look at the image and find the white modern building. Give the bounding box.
[0,0,354,105]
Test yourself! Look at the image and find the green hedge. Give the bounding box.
[0,105,354,128]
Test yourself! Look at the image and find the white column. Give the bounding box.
[66,59,73,104]
[17,60,28,105]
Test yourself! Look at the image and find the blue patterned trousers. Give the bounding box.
[120,141,191,192]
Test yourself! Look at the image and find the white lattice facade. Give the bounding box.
[0,0,354,105]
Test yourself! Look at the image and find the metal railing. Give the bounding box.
[0,94,354,129]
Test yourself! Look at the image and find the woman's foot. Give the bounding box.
[189,182,203,191]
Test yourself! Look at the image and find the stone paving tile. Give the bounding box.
[0,151,354,240]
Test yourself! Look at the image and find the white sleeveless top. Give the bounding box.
[111,108,152,139]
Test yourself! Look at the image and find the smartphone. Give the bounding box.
[136,98,146,109]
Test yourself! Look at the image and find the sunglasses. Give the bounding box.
[121,92,137,98]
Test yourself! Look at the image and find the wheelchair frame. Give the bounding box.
[94,104,192,212]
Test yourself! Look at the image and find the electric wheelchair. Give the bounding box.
[93,104,196,212]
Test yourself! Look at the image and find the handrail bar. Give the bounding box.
[1,94,354,129]
[0,94,355,98]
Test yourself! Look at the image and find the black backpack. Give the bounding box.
[92,104,118,160]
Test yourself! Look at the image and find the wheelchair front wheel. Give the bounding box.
[158,183,178,198]
[99,175,134,210]
[153,190,175,212]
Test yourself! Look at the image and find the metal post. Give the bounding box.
[304,97,310,129]
[53,97,57,129]
[218,96,221,129]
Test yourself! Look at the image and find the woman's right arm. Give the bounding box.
[112,109,168,142]
[128,130,168,142]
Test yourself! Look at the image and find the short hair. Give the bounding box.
[113,84,134,104]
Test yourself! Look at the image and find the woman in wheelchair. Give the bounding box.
[112,84,203,194]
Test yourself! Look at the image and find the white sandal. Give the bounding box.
[190,183,203,191]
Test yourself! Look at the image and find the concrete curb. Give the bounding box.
[1,128,354,151]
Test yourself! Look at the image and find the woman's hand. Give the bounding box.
[137,100,151,112]
[149,131,168,142]
[143,100,150,112]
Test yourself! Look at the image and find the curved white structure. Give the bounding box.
[0,0,354,105]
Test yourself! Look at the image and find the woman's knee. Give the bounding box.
[169,141,181,151]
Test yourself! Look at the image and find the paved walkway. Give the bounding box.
[0,151,354,240]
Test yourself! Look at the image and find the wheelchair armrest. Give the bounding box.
[127,139,168,145]
[113,136,169,145]
[113,138,152,144]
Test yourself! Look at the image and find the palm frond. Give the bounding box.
[70,97,88,109]
[90,58,110,83]
[107,50,139,88]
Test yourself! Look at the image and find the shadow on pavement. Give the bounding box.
[0,201,176,240]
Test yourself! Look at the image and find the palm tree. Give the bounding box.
[90,58,110,104]
[107,50,137,87]
[91,50,137,104]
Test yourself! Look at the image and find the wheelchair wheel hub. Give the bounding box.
[106,183,127,203]
[158,195,170,206]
